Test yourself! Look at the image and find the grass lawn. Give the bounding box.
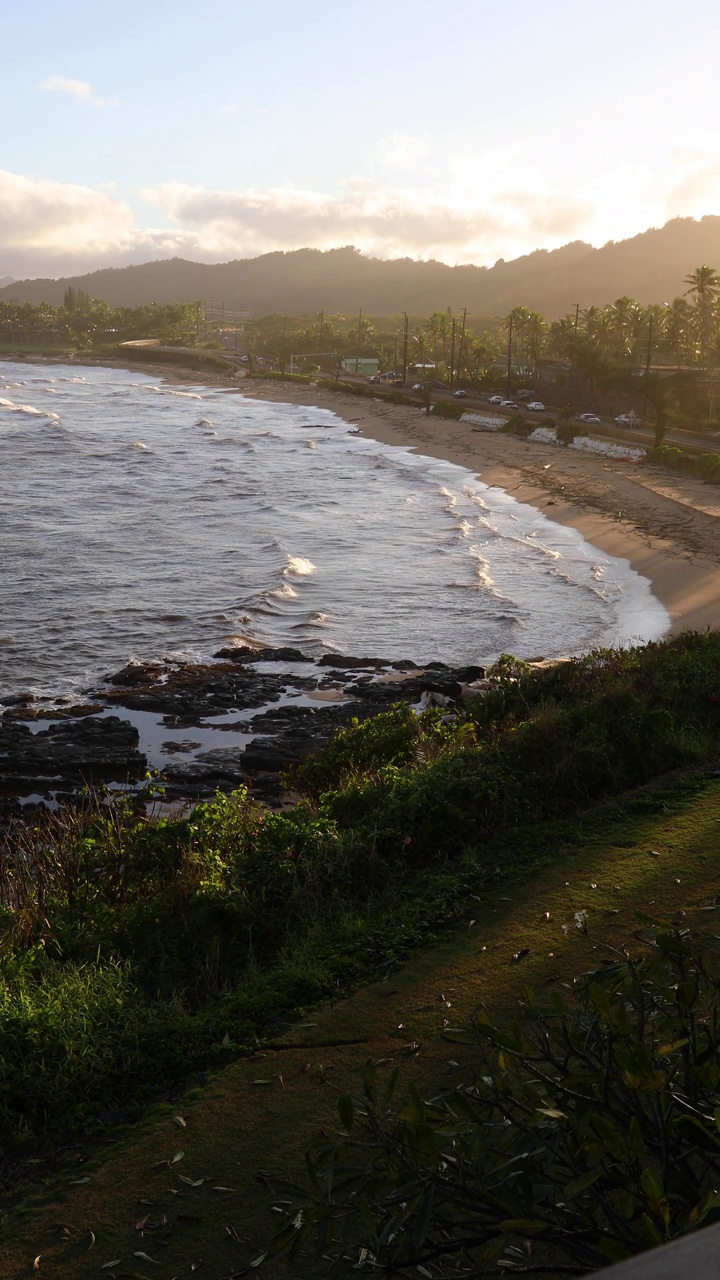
[2,771,720,1279]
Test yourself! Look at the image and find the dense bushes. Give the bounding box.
[430,399,465,419]
[4,633,720,1156]
[278,928,720,1275]
[647,443,720,481]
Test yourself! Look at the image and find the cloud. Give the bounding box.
[140,180,593,265]
[0,166,597,277]
[666,156,720,219]
[41,76,105,106]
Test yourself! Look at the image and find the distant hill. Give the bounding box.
[0,276,16,289]
[4,217,720,318]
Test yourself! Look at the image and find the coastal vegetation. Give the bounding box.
[280,926,720,1275]
[0,296,199,352]
[4,631,720,1198]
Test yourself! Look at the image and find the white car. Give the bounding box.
[577,413,601,424]
[501,400,518,409]
[615,414,637,426]
[527,401,545,411]
[488,395,503,404]
[453,389,468,398]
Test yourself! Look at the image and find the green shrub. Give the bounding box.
[276,928,720,1275]
[430,399,465,419]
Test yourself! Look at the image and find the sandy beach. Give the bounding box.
[11,354,720,636]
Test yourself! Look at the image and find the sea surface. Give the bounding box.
[0,360,669,701]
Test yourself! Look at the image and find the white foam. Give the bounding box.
[283,555,317,577]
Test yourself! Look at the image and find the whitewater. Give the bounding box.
[0,361,669,701]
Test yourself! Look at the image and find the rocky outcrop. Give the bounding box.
[0,716,146,790]
[1,648,491,808]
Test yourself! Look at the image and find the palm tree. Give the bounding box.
[684,265,720,366]
[607,296,639,360]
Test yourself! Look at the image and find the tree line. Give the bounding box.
[0,293,199,350]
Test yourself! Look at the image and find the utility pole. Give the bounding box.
[450,318,456,390]
[644,313,653,420]
[402,313,409,384]
[506,314,514,399]
[355,309,363,374]
[195,301,200,338]
[456,308,467,387]
[393,336,398,372]
[319,310,324,346]
[573,302,580,336]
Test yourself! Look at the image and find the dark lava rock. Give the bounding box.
[0,715,146,786]
[318,654,390,669]
[107,661,165,686]
[214,645,310,663]
[101,663,312,721]
[452,665,486,682]
[162,748,248,795]
[1,692,36,707]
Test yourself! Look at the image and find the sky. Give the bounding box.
[3,0,720,278]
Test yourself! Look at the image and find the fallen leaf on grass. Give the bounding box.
[177,1175,206,1187]
[168,1151,185,1165]
[511,948,530,963]
[134,1250,160,1264]
[172,1114,187,1128]
[251,1078,275,1086]
[101,1262,122,1271]
[251,1254,267,1268]
[88,1230,96,1250]
[33,1257,41,1271]
[68,1176,91,1185]
[226,1224,246,1243]
[212,1186,237,1193]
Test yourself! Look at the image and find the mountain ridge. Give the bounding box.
[3,217,720,317]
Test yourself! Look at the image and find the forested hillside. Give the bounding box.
[5,215,720,316]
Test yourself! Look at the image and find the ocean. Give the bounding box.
[0,360,669,701]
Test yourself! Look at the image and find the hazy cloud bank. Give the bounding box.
[0,167,598,278]
[1,158,717,280]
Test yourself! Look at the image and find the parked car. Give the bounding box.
[368,375,381,384]
[411,383,423,392]
[501,399,518,409]
[453,389,468,398]
[527,401,546,411]
[615,413,637,426]
[577,413,601,424]
[488,395,503,404]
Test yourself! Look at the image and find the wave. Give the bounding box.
[268,582,298,600]
[197,417,214,427]
[0,397,60,419]
[282,555,317,577]
[168,390,203,399]
[469,551,496,590]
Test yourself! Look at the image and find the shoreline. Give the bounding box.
[240,378,720,639]
[8,352,720,639]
